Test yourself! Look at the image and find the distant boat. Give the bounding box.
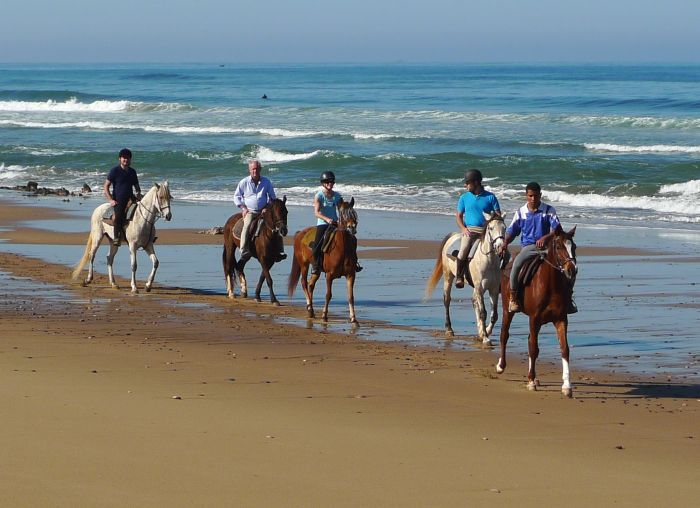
[261,94,268,99]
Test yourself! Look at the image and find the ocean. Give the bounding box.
[0,63,699,227]
[1,63,699,379]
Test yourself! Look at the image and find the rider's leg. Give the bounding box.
[508,244,538,312]
[568,273,579,314]
[455,234,475,289]
[113,201,127,245]
[240,211,257,259]
[312,224,328,275]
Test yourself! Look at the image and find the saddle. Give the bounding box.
[512,252,546,305]
[448,239,482,288]
[101,200,137,226]
[231,215,264,242]
[303,226,337,253]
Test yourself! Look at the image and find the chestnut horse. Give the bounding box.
[222,197,288,304]
[496,227,577,397]
[287,198,359,323]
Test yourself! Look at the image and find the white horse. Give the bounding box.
[72,181,173,293]
[424,213,507,344]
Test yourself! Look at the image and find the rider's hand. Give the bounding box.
[535,238,546,249]
[135,192,142,201]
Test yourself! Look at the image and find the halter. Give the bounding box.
[262,199,288,235]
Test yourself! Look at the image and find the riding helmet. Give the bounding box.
[320,171,336,183]
[464,168,483,183]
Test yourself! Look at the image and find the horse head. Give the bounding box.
[483,212,507,253]
[338,197,358,235]
[153,181,173,221]
[552,226,577,281]
[267,196,288,236]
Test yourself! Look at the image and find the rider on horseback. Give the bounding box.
[234,160,286,265]
[500,181,578,314]
[454,168,501,288]
[103,148,142,246]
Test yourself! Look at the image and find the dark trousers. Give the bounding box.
[113,200,128,240]
[313,224,330,265]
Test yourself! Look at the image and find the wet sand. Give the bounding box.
[1,197,699,507]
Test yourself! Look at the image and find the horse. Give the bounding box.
[72,181,173,293]
[424,213,507,344]
[222,197,288,304]
[496,227,577,397]
[287,198,360,323]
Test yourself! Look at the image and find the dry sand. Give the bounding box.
[0,198,698,507]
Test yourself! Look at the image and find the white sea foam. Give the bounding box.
[584,143,700,154]
[659,179,700,196]
[563,115,700,130]
[544,189,699,217]
[0,163,31,184]
[252,146,325,163]
[0,98,190,113]
[185,151,237,161]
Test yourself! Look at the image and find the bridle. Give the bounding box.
[338,205,358,235]
[138,186,171,227]
[479,216,505,255]
[263,199,288,236]
[542,235,577,279]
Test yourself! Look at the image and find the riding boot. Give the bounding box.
[508,296,521,313]
[567,294,579,314]
[455,258,467,289]
[355,261,363,273]
[311,255,322,275]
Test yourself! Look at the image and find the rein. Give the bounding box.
[478,217,505,256]
[137,188,169,229]
[540,239,576,275]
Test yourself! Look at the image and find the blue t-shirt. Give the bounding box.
[316,190,342,225]
[457,190,500,228]
[507,202,561,247]
[107,165,140,202]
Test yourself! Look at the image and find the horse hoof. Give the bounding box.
[445,329,454,338]
[495,363,504,374]
[111,284,119,290]
[527,381,538,391]
[241,293,248,299]
[481,338,492,347]
[145,286,152,293]
[350,318,359,325]
[272,301,281,307]
[562,387,573,398]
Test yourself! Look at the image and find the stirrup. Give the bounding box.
[277,252,287,261]
[508,298,520,313]
[355,263,363,273]
[455,276,464,289]
[567,300,578,314]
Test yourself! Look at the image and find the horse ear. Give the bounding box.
[568,225,577,237]
[501,212,507,220]
[349,197,355,208]
[154,182,160,189]
[283,195,287,204]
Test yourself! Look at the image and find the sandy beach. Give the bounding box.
[1,197,699,507]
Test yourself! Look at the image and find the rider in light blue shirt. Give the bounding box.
[454,168,501,288]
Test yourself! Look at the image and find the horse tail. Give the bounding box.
[423,233,451,301]
[287,253,301,298]
[71,233,93,280]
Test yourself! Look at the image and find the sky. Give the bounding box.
[2,0,699,63]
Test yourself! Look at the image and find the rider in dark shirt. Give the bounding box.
[103,148,142,245]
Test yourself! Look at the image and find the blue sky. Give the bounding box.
[2,0,699,63]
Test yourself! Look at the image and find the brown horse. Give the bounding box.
[287,198,360,323]
[222,197,288,304]
[496,227,577,397]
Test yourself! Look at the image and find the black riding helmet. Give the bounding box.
[464,168,483,184]
[320,171,336,183]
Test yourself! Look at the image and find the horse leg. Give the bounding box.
[143,243,159,293]
[443,267,454,337]
[106,243,119,289]
[346,274,357,324]
[303,266,317,319]
[85,233,102,285]
[555,318,573,397]
[321,277,333,322]
[237,264,248,298]
[485,284,499,338]
[496,302,513,374]
[129,243,139,293]
[526,317,542,391]
[223,242,236,299]
[472,284,489,345]
[260,262,280,306]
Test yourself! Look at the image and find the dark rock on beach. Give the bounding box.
[0,181,92,198]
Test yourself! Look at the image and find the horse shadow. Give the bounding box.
[538,379,700,400]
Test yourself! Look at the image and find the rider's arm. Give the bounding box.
[535,224,563,249]
[133,172,142,199]
[455,212,469,234]
[103,179,116,205]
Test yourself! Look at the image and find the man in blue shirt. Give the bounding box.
[501,181,577,313]
[454,168,501,288]
[103,148,141,246]
[233,160,285,263]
